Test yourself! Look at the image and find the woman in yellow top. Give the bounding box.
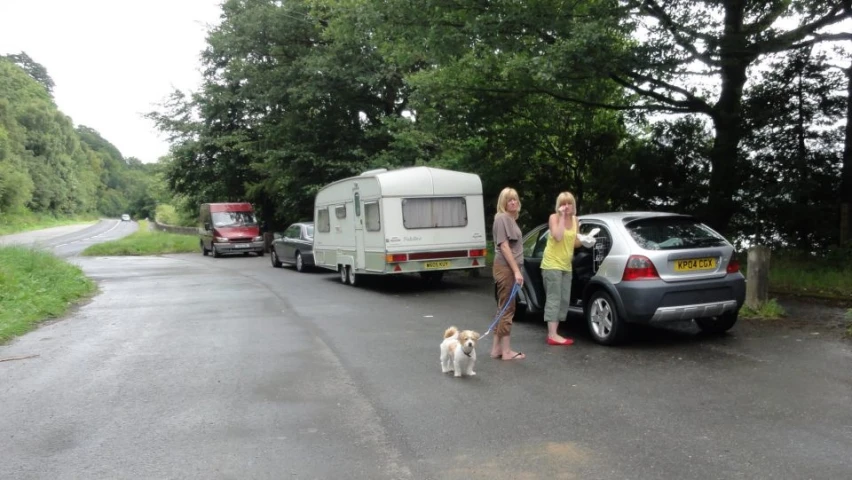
[541,192,584,346]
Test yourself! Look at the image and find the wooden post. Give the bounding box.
[263,232,274,253]
[746,246,770,310]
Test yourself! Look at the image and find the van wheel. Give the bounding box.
[339,265,349,284]
[295,252,305,272]
[586,290,628,345]
[212,245,221,258]
[696,311,739,334]
[347,266,357,286]
[271,250,282,268]
[201,241,209,256]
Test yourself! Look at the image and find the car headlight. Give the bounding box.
[215,237,229,243]
[253,236,263,242]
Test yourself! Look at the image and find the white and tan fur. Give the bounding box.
[440,326,480,377]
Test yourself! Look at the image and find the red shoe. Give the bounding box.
[547,337,574,346]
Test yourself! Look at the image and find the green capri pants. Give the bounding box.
[542,269,572,323]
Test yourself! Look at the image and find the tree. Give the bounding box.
[3,52,55,95]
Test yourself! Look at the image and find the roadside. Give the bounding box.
[0,222,98,247]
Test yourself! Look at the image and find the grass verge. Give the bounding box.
[739,299,786,319]
[81,221,198,256]
[845,310,852,338]
[0,246,97,344]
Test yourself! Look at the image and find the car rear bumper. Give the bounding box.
[614,274,746,324]
[214,241,265,254]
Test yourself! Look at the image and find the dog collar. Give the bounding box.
[463,349,472,357]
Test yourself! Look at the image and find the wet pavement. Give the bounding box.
[0,224,850,479]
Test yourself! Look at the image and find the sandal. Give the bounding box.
[501,352,525,361]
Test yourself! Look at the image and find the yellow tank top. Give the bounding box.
[541,218,577,271]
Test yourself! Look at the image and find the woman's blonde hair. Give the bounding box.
[496,187,521,218]
[554,191,576,213]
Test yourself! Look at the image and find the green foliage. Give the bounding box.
[767,250,852,300]
[0,246,96,344]
[845,310,852,338]
[740,299,786,319]
[81,221,198,256]
[155,204,181,225]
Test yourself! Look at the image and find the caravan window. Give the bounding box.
[317,208,330,232]
[335,205,346,219]
[365,202,380,231]
[402,197,468,229]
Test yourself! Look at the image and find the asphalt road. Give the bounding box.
[1,223,851,479]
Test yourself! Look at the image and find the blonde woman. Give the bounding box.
[541,192,584,346]
[490,187,525,361]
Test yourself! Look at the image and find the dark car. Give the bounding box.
[512,212,746,345]
[270,222,315,272]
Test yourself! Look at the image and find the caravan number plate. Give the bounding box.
[424,261,451,269]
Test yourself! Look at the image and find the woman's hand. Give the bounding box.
[514,270,524,286]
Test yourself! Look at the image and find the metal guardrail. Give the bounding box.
[151,220,197,236]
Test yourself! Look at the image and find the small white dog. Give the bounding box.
[440,326,480,377]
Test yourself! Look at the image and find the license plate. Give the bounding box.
[424,260,451,269]
[674,257,716,271]
[234,243,250,248]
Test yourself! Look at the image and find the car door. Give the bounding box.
[518,224,549,312]
[572,220,613,307]
[281,225,299,263]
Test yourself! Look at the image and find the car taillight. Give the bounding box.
[468,249,486,257]
[727,255,740,273]
[622,255,660,281]
[386,253,408,262]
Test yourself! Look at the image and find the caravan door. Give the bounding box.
[353,189,366,270]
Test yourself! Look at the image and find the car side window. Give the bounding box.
[579,222,612,273]
[285,226,299,238]
[531,229,550,259]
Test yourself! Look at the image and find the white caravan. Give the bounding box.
[313,166,488,285]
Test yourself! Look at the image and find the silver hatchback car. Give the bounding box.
[518,212,746,345]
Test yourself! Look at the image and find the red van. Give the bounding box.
[199,202,265,257]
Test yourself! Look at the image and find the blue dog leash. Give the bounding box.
[482,282,521,339]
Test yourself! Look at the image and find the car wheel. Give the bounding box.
[212,245,221,258]
[586,290,628,345]
[295,252,305,272]
[271,250,282,268]
[695,311,739,334]
[201,241,209,256]
[339,265,349,284]
[347,265,357,286]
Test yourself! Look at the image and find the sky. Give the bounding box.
[0,0,223,163]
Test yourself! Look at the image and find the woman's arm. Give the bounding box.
[549,212,568,242]
[499,241,524,286]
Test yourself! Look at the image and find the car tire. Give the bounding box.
[271,250,282,268]
[695,311,739,334]
[295,252,305,272]
[212,245,221,258]
[201,241,209,256]
[339,265,349,284]
[347,265,357,286]
[586,290,628,345]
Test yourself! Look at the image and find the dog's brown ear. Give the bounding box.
[473,331,481,341]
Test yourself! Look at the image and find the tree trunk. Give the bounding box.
[841,61,852,245]
[706,63,748,237]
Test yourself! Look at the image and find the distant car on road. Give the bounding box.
[270,222,315,272]
[121,214,131,222]
[515,211,746,345]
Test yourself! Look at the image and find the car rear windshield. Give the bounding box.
[626,217,727,250]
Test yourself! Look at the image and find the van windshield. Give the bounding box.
[212,211,257,227]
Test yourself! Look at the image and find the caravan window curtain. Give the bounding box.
[317,208,330,232]
[402,197,468,229]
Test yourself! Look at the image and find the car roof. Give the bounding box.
[580,211,694,223]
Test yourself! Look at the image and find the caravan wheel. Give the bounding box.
[347,266,357,286]
[339,265,349,284]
